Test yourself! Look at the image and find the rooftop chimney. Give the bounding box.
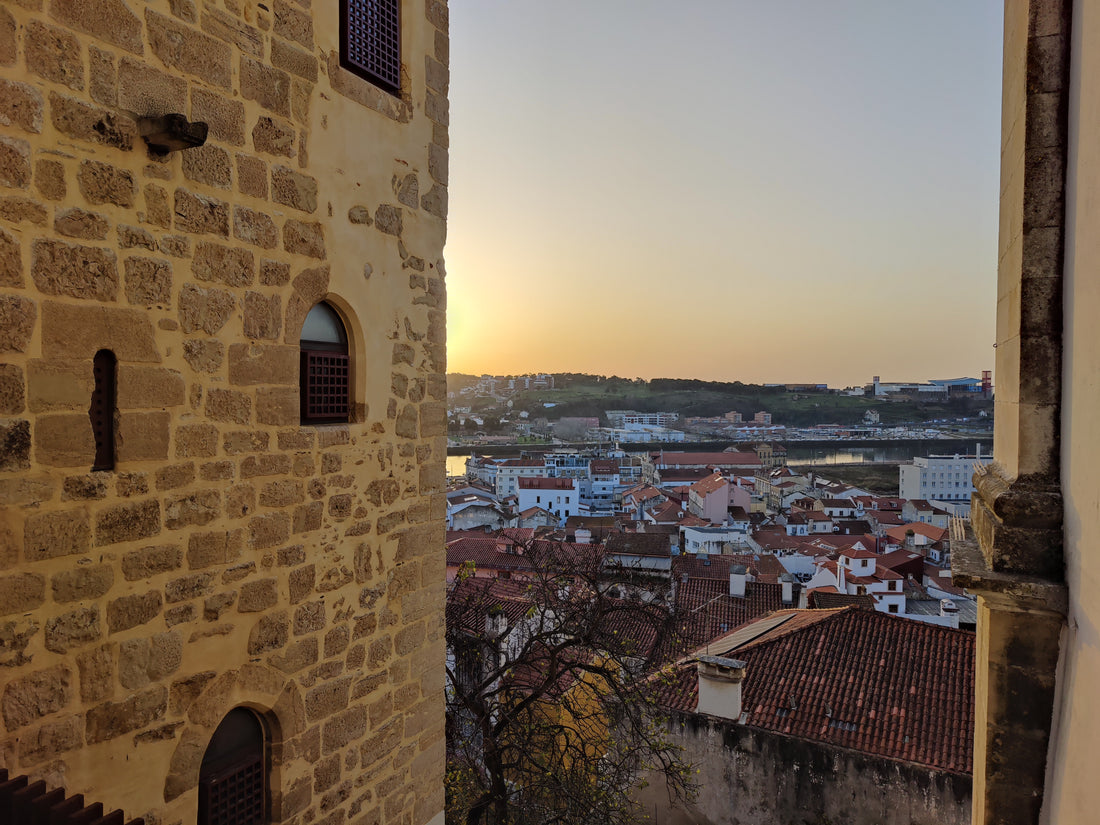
[729,564,747,598]
[575,527,592,545]
[696,655,747,721]
[780,573,794,605]
[940,598,960,629]
[485,608,507,639]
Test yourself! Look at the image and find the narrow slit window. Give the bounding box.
[90,350,116,471]
[341,0,401,94]
[300,302,350,424]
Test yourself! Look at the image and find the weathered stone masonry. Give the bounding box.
[0,1,449,824]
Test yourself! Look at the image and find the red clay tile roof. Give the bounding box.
[672,555,739,582]
[923,563,969,596]
[657,608,975,774]
[658,468,716,484]
[689,472,729,496]
[564,515,618,529]
[678,515,711,527]
[622,484,666,504]
[647,501,683,523]
[499,528,535,542]
[842,548,878,560]
[886,523,949,543]
[605,532,671,558]
[878,550,924,571]
[750,528,808,552]
[807,591,876,610]
[871,497,905,510]
[672,554,787,583]
[446,577,535,632]
[672,579,783,653]
[446,536,533,572]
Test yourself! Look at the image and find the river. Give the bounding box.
[445,438,992,477]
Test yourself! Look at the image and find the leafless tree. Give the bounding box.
[445,545,696,825]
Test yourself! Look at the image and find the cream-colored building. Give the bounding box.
[0,2,447,823]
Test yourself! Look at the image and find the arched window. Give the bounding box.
[90,349,116,471]
[300,302,350,424]
[198,708,266,825]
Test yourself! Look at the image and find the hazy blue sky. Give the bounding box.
[445,1,1004,388]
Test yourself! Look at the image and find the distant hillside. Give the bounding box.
[448,373,993,428]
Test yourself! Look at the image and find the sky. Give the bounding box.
[444,1,1004,389]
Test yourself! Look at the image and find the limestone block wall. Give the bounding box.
[1045,2,1100,822]
[0,1,449,824]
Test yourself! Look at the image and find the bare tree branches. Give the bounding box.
[445,544,696,825]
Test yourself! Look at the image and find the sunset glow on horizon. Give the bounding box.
[445,2,1004,388]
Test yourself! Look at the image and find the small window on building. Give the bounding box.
[341,0,401,95]
[300,302,350,424]
[888,603,900,614]
[199,708,266,825]
[90,349,117,471]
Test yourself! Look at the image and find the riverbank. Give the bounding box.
[445,437,992,480]
[792,462,903,495]
[446,437,991,459]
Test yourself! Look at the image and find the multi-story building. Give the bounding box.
[493,458,548,499]
[580,458,620,515]
[899,451,993,502]
[604,409,679,428]
[516,477,579,525]
[0,3,448,824]
[681,525,750,556]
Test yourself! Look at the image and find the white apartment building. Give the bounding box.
[495,459,550,498]
[605,410,679,427]
[517,477,580,525]
[899,450,994,502]
[681,525,750,556]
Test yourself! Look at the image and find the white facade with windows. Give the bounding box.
[899,452,994,502]
[495,461,549,498]
[516,478,580,525]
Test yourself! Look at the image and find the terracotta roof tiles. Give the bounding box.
[656,609,975,774]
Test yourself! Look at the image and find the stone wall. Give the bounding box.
[952,1,1073,823]
[0,2,448,824]
[1038,1,1100,822]
[636,713,971,825]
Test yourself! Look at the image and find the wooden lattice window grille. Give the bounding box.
[340,0,401,95]
[198,709,266,825]
[90,349,116,471]
[198,753,265,825]
[301,350,350,423]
